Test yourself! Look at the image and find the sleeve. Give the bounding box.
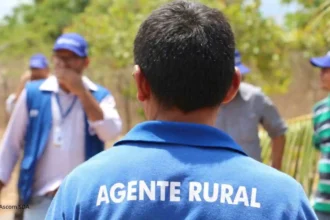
[312,109,321,150]
[312,132,321,150]
[258,92,287,138]
[295,184,318,220]
[88,94,122,142]
[46,180,70,220]
[5,94,16,115]
[0,90,28,184]
[46,171,82,220]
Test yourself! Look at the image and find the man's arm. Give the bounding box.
[259,93,287,170]
[0,90,28,191]
[55,67,122,142]
[77,88,104,122]
[312,110,322,150]
[295,184,318,220]
[55,67,105,122]
[86,94,122,142]
[271,135,285,170]
[5,94,16,115]
[76,89,122,141]
[312,132,321,150]
[13,71,31,103]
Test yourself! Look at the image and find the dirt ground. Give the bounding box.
[0,162,20,218]
[0,128,19,218]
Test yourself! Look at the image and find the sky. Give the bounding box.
[260,0,299,24]
[0,0,299,24]
[0,0,32,19]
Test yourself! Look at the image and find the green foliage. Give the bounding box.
[0,0,323,98]
[68,0,168,69]
[260,114,319,198]
[283,1,330,59]
[222,0,291,94]
[66,0,291,94]
[281,0,323,8]
[0,0,90,62]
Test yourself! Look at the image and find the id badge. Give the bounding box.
[53,126,63,147]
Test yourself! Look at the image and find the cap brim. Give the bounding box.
[310,56,330,68]
[53,45,85,57]
[30,65,46,69]
[236,64,250,75]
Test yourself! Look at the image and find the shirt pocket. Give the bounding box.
[238,113,259,143]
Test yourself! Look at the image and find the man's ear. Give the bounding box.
[133,65,151,102]
[84,57,90,68]
[222,67,241,104]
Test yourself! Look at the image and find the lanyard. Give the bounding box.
[55,93,77,124]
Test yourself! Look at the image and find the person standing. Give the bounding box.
[6,54,50,115]
[215,50,287,169]
[310,51,330,220]
[0,32,122,220]
[46,2,316,219]
[4,53,50,220]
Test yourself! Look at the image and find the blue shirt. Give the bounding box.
[46,121,316,220]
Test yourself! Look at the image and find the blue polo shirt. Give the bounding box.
[46,121,317,220]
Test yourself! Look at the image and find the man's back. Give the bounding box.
[46,1,316,219]
[46,122,315,220]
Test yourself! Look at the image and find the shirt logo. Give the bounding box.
[96,181,261,208]
[29,109,39,117]
[56,38,80,47]
[30,60,43,67]
[235,56,241,64]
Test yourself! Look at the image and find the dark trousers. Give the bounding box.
[13,198,24,220]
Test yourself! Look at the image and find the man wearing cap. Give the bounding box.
[46,2,316,219]
[0,33,122,220]
[310,51,330,220]
[6,53,50,115]
[215,50,287,169]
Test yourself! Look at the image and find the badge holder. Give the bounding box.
[53,126,63,147]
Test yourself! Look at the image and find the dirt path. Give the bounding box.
[0,162,19,217]
[0,128,19,217]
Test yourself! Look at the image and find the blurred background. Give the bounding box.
[0,0,329,218]
[0,0,328,129]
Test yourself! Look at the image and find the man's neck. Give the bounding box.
[155,107,219,127]
[59,83,70,94]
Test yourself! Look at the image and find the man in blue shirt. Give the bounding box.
[0,33,122,220]
[46,1,317,219]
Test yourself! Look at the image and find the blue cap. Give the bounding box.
[53,33,88,57]
[29,53,48,69]
[310,51,330,68]
[235,50,250,75]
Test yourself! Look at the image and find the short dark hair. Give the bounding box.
[134,0,235,112]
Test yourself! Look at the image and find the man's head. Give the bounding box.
[53,33,89,74]
[29,53,50,80]
[133,0,240,121]
[310,51,330,91]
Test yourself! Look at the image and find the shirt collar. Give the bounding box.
[114,121,247,155]
[237,82,251,101]
[39,75,98,92]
